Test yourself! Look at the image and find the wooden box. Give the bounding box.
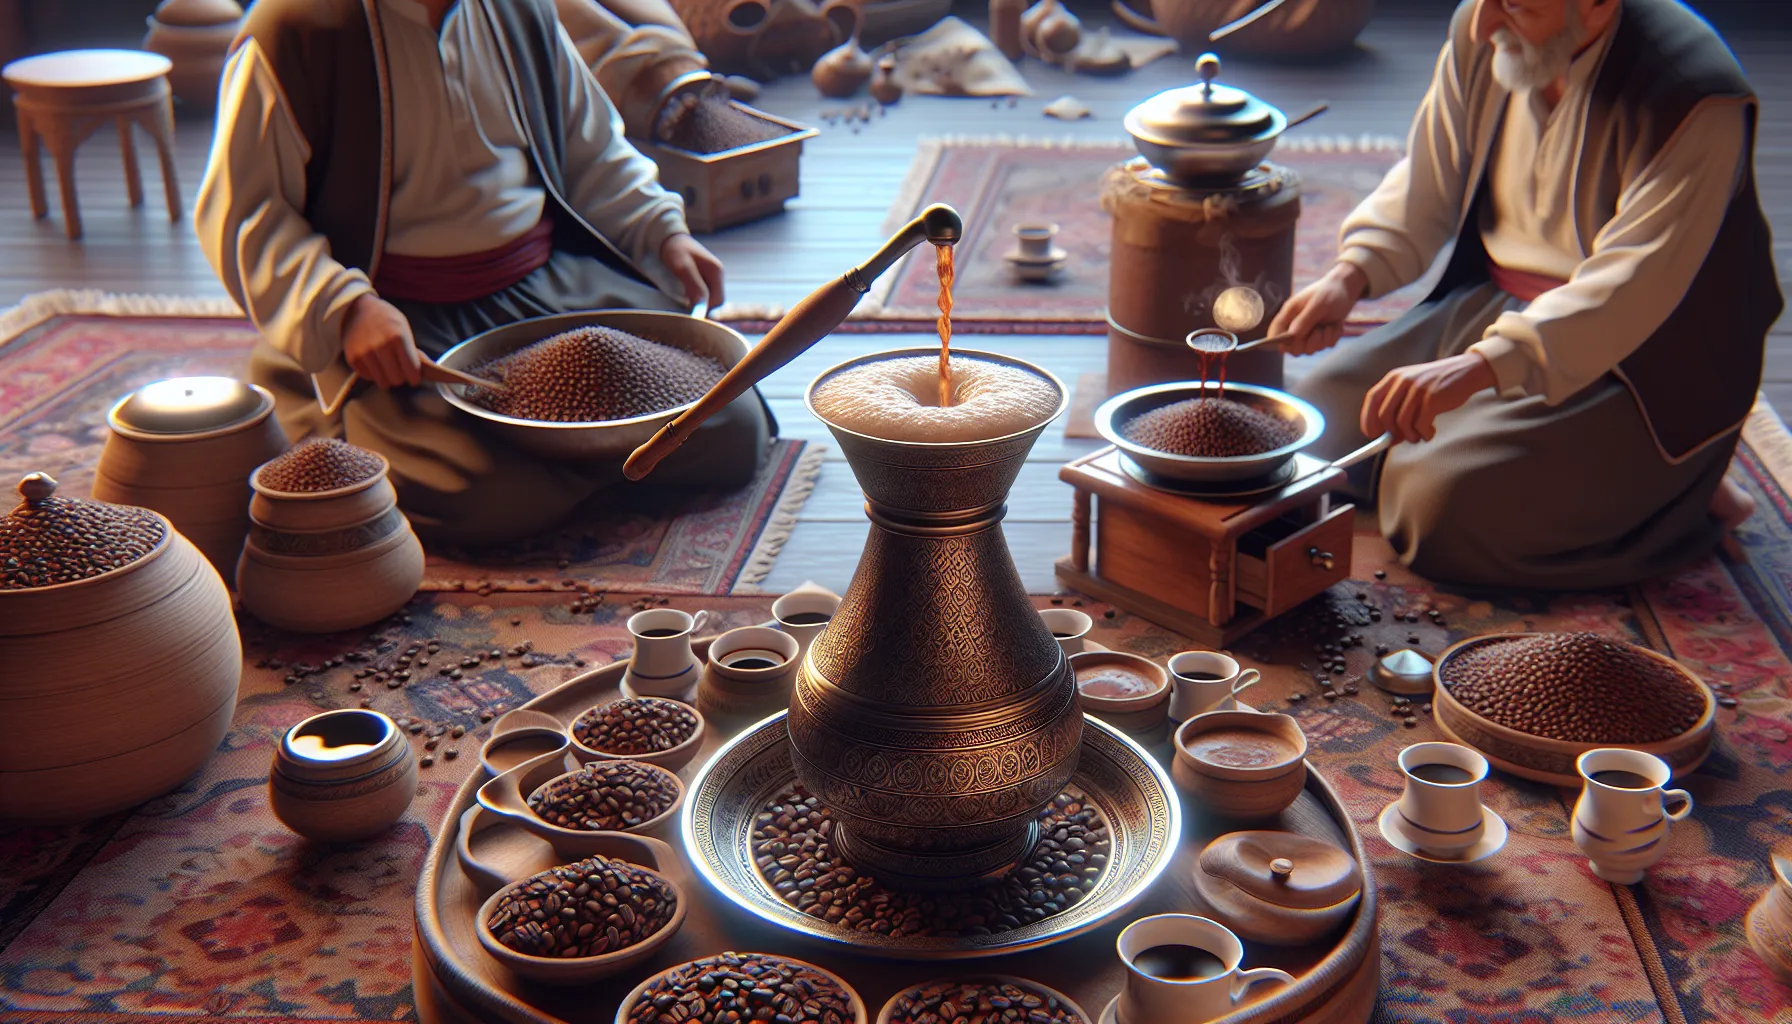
[631,104,818,234]
[1056,447,1355,646]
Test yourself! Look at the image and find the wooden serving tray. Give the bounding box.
[413,655,1380,1024]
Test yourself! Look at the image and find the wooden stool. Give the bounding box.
[4,49,182,240]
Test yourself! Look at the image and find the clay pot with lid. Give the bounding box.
[1194,829,1363,945]
[236,445,425,633]
[92,376,288,581]
[1123,52,1325,186]
[0,472,241,823]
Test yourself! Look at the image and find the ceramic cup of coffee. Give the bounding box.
[624,608,712,700]
[1167,651,1261,722]
[1014,223,1061,260]
[1115,913,1294,1024]
[708,626,799,680]
[771,591,839,662]
[1571,748,1693,884]
[1394,742,1489,857]
[1040,608,1094,656]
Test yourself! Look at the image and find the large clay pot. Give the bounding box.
[671,0,857,79]
[236,448,425,633]
[0,472,241,823]
[1151,0,1375,58]
[92,377,288,583]
[141,0,243,109]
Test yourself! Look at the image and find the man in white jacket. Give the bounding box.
[197,0,771,544]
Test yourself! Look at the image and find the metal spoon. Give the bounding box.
[1209,0,1288,42]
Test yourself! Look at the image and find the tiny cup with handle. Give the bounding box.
[1116,913,1294,1024]
[1395,741,1489,857]
[1167,650,1260,721]
[1572,748,1692,884]
[771,589,841,662]
[624,608,712,700]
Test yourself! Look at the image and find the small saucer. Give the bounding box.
[1377,802,1508,865]
[1004,252,1067,283]
[1005,247,1068,265]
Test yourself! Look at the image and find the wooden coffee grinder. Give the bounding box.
[1102,54,1325,398]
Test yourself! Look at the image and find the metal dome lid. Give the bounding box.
[2,472,167,590]
[1125,53,1286,148]
[109,376,270,437]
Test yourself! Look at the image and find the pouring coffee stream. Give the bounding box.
[623,203,964,480]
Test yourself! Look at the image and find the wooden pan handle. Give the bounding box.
[624,275,866,480]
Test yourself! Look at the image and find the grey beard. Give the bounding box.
[1490,19,1581,92]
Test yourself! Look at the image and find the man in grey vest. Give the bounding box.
[196,0,772,545]
[1272,0,1781,588]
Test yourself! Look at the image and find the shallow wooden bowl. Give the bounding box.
[1172,711,1308,820]
[1070,650,1171,735]
[567,697,707,771]
[615,954,868,1024]
[475,855,687,986]
[478,752,686,841]
[876,974,1091,1024]
[1431,633,1716,786]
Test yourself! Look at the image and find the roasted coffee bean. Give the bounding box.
[572,697,699,755]
[623,952,853,1024]
[654,91,788,154]
[486,854,676,960]
[528,760,681,831]
[749,785,1110,939]
[256,438,384,493]
[1440,632,1707,744]
[2,484,165,589]
[1118,397,1301,458]
[464,326,726,423]
[886,978,1083,1024]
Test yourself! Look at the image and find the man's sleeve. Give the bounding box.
[550,21,689,298]
[1469,101,1749,403]
[1336,33,1478,300]
[195,40,372,373]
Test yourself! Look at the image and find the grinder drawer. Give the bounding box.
[1235,504,1354,615]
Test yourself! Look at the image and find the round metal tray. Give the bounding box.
[681,712,1181,960]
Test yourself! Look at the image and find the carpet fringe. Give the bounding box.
[0,288,243,343]
[733,442,827,593]
[1743,393,1792,494]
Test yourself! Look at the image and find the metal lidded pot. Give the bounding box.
[1124,52,1324,185]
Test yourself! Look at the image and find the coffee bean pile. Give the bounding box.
[623,952,855,1024]
[886,979,1083,1024]
[1121,398,1300,458]
[256,438,384,492]
[464,326,725,423]
[3,488,164,589]
[528,760,680,831]
[656,90,787,154]
[1440,632,1706,743]
[751,786,1109,938]
[572,697,700,755]
[485,854,676,959]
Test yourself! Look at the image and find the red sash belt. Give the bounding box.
[1486,259,1569,303]
[372,216,555,304]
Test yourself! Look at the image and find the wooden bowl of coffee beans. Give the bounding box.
[476,852,685,984]
[526,759,686,835]
[615,951,868,1024]
[1432,632,1716,786]
[569,696,706,771]
[435,310,749,460]
[877,975,1091,1024]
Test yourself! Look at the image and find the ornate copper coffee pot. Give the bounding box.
[627,206,1083,887]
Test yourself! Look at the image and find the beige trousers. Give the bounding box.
[1291,281,1733,589]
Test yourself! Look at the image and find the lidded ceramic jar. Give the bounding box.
[269,708,417,843]
[0,472,241,822]
[236,442,425,633]
[1193,830,1363,945]
[93,376,288,580]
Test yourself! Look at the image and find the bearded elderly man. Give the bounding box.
[197,0,772,545]
[1272,0,1781,588]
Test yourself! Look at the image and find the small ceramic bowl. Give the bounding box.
[269,708,417,843]
[616,953,868,1024]
[479,725,573,779]
[524,760,686,835]
[877,974,1091,1024]
[1070,651,1171,744]
[568,696,707,771]
[1173,710,1308,819]
[476,853,687,985]
[699,626,800,721]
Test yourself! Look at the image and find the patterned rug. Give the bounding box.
[867,136,1428,328]
[0,292,823,595]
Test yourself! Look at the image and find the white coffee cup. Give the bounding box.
[1572,748,1692,883]
[1394,742,1489,856]
[624,608,711,699]
[1039,608,1094,656]
[708,626,799,681]
[771,590,839,661]
[1167,651,1260,721]
[1116,914,1293,1024]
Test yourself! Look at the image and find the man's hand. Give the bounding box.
[1268,262,1368,356]
[1361,352,1499,443]
[661,233,725,316]
[342,293,422,389]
